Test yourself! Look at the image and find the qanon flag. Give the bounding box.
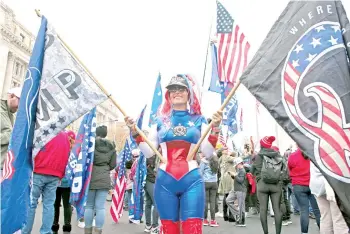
[66,108,97,219]
[240,0,350,226]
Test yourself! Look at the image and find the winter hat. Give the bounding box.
[271,146,280,152]
[66,130,76,140]
[8,87,22,98]
[96,125,108,138]
[260,136,276,148]
[234,157,243,166]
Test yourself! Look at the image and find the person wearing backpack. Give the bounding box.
[252,136,284,234]
[288,148,320,234]
[272,146,292,226]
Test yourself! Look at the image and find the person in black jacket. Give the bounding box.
[84,126,116,234]
[144,155,160,234]
[252,136,284,234]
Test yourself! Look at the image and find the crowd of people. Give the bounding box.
[1,75,350,234]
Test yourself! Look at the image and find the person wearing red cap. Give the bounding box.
[252,136,285,234]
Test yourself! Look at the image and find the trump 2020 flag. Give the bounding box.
[66,108,97,219]
[240,0,350,225]
[149,74,162,127]
[32,23,107,157]
[0,17,47,234]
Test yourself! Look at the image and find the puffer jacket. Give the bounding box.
[89,137,116,190]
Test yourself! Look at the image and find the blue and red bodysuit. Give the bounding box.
[135,110,218,234]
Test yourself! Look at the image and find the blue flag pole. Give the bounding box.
[1,16,48,234]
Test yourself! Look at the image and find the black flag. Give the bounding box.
[240,0,350,226]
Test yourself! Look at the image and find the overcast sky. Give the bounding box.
[4,0,350,150]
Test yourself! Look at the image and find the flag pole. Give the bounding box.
[187,79,241,161]
[34,9,165,164]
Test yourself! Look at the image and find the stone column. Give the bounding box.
[2,52,15,99]
[0,41,9,98]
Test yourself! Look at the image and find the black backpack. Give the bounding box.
[261,155,284,184]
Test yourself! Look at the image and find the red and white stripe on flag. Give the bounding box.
[110,175,126,223]
[1,150,15,183]
[217,24,250,84]
[219,131,227,147]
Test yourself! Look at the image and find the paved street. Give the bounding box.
[32,201,320,234]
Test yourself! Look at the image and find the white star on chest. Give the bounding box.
[294,44,304,54]
[188,121,195,127]
[328,36,338,45]
[310,37,321,48]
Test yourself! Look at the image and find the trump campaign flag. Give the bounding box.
[66,108,97,219]
[240,0,350,225]
[1,17,47,234]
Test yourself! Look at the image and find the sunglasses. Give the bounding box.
[168,86,187,93]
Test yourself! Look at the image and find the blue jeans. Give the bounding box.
[22,173,59,234]
[293,185,320,233]
[84,189,108,229]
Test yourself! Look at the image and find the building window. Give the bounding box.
[11,80,20,88]
[20,33,25,42]
[15,62,22,77]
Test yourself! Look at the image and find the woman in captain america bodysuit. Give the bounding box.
[125,74,222,234]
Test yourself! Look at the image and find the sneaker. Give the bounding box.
[287,218,293,224]
[309,213,316,219]
[203,220,209,226]
[236,223,246,227]
[210,220,219,227]
[77,219,85,229]
[282,220,289,226]
[215,212,223,217]
[151,227,159,234]
[144,225,152,233]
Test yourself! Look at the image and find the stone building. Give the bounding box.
[0,2,126,146]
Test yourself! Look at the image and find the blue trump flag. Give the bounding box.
[132,152,147,221]
[149,74,163,126]
[0,17,47,233]
[208,44,222,93]
[66,108,97,219]
[221,82,238,136]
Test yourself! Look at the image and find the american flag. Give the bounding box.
[283,22,350,178]
[110,141,132,223]
[219,130,227,147]
[216,1,250,84]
